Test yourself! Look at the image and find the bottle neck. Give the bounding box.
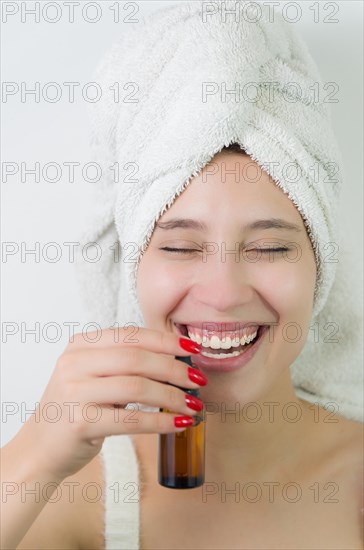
[174,355,201,397]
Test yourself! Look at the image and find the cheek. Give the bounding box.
[136,254,187,318]
[255,253,316,314]
[254,255,316,360]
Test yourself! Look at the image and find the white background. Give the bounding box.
[1,0,363,445]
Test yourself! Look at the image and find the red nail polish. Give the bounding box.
[179,337,202,354]
[188,367,208,386]
[185,394,204,412]
[174,416,194,427]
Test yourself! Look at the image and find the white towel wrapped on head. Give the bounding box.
[74,1,363,423]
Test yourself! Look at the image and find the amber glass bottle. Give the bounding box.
[158,355,206,489]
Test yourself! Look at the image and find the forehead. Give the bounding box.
[184,151,278,194]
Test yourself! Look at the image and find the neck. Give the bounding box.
[201,370,335,482]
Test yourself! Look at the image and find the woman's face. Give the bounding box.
[136,151,317,403]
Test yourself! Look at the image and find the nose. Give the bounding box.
[190,250,256,312]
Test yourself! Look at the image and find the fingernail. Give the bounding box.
[185,394,204,412]
[174,416,194,428]
[179,337,202,354]
[187,367,208,386]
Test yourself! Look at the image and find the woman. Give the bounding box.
[2,2,362,549]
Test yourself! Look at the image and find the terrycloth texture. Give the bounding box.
[101,435,140,549]
[74,0,363,424]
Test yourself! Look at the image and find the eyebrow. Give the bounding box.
[155,217,302,233]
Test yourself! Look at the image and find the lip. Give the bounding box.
[174,321,265,332]
[188,325,270,373]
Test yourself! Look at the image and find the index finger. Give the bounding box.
[67,326,201,356]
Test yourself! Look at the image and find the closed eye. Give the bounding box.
[160,247,290,254]
[256,247,289,253]
[160,247,198,254]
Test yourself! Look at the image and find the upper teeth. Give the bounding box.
[187,329,258,349]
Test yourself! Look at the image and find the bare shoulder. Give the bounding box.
[340,419,363,531]
[325,416,363,517]
[343,418,363,482]
[321,415,363,475]
[17,454,105,550]
[334,416,363,466]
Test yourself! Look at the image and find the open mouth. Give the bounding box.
[175,323,266,359]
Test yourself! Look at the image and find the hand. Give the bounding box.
[15,327,207,482]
